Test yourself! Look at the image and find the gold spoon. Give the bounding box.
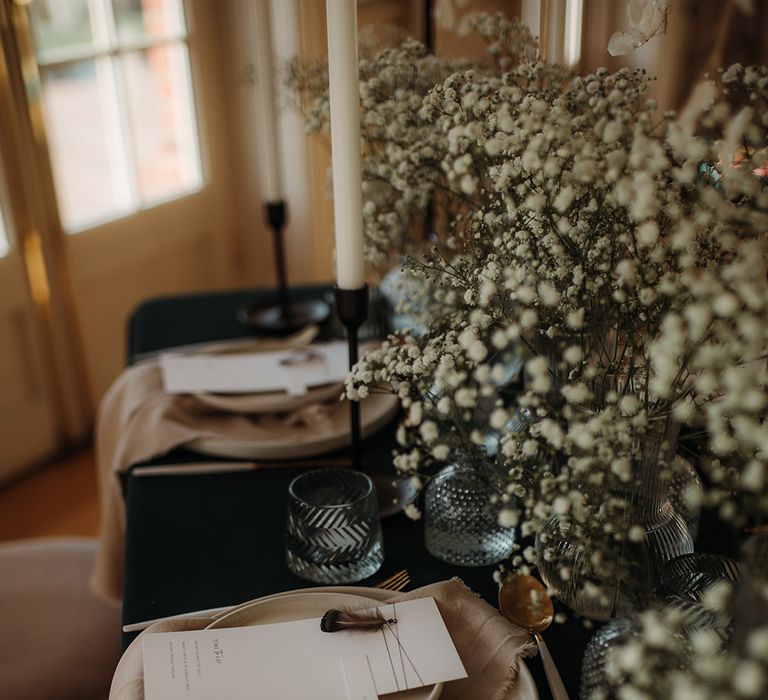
[499,573,570,700]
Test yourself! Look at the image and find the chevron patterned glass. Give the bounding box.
[286,470,384,583]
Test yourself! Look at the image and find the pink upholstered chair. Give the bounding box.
[0,537,122,700]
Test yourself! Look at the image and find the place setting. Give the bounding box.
[158,337,399,460]
[115,467,540,700]
[92,318,400,601]
[92,279,406,603]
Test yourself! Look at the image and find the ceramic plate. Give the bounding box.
[193,381,345,414]
[206,591,442,700]
[190,335,378,415]
[207,587,538,700]
[188,392,399,460]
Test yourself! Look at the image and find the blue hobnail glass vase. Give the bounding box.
[424,455,515,566]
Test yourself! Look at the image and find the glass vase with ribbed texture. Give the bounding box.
[424,457,515,566]
[668,455,703,541]
[536,416,694,620]
[285,470,383,583]
[580,553,742,700]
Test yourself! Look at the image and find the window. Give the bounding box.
[27,0,202,232]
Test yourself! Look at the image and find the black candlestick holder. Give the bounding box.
[335,285,407,516]
[238,201,330,335]
[335,285,369,471]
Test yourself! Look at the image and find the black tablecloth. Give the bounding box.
[120,286,735,700]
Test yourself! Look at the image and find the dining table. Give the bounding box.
[118,285,738,700]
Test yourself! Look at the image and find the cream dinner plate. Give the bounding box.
[193,381,344,415]
[206,591,442,700]
[190,335,378,415]
[188,392,400,460]
[206,588,538,700]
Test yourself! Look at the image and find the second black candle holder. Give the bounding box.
[335,285,369,471]
[335,284,407,517]
[239,201,330,335]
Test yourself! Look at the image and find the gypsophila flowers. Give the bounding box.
[291,15,767,694]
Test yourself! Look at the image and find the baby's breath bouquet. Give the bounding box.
[287,14,554,268]
[291,8,767,644]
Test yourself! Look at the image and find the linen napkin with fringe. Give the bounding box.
[91,332,341,602]
[108,578,536,700]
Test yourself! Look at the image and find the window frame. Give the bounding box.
[28,0,204,233]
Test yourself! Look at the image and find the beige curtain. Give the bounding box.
[434,0,768,112]
[580,0,768,112]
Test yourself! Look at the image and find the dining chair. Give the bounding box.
[0,537,122,700]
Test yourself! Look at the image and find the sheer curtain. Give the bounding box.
[579,0,768,112]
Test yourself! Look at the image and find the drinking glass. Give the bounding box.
[285,470,384,583]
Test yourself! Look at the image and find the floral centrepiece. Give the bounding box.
[338,39,767,598]
[289,9,768,689]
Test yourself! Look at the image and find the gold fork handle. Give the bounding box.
[375,569,410,591]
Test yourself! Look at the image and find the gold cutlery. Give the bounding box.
[375,569,411,592]
[499,573,570,700]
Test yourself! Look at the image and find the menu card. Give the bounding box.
[142,597,467,700]
[159,342,349,397]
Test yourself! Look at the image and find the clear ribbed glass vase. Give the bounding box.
[659,552,741,636]
[668,456,703,541]
[581,552,742,700]
[536,417,694,620]
[424,456,515,566]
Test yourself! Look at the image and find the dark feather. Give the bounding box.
[320,607,396,633]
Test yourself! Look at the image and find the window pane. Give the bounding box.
[122,44,201,202]
[41,60,133,230]
[113,0,185,41]
[28,0,94,62]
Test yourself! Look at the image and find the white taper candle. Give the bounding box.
[253,0,282,201]
[325,0,365,289]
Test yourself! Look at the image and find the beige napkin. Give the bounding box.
[91,332,335,603]
[109,579,536,700]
